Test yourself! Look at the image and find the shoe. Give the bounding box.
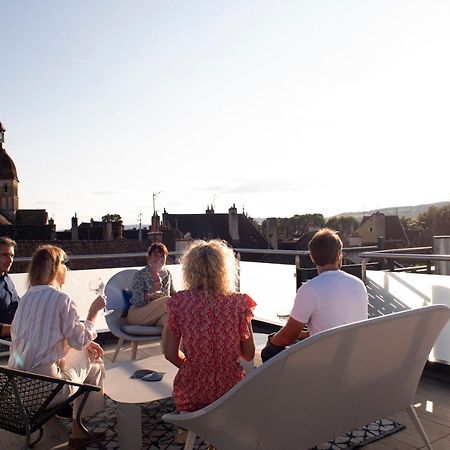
[55,403,73,420]
[67,430,107,450]
[175,427,188,444]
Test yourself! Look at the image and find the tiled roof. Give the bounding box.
[163,213,269,248]
[385,215,409,242]
[15,209,48,225]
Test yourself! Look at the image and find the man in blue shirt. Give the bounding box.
[0,237,20,337]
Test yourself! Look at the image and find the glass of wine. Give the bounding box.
[88,277,112,316]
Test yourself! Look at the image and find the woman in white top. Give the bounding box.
[9,245,106,447]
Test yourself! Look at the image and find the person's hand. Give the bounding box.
[260,333,286,363]
[153,281,162,292]
[90,295,107,313]
[86,341,104,361]
[0,323,11,337]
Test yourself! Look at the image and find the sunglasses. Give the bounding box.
[61,259,70,267]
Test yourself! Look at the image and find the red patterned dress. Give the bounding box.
[166,290,256,412]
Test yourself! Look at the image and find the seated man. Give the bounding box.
[261,228,368,362]
[0,237,20,338]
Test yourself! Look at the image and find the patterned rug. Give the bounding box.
[65,398,405,449]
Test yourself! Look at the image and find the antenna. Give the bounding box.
[152,191,162,215]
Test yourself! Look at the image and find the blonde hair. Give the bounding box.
[28,245,67,287]
[181,239,239,295]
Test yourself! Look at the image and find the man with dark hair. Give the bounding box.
[261,228,368,362]
[0,237,20,337]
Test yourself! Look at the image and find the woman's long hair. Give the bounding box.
[27,245,67,287]
[181,239,239,296]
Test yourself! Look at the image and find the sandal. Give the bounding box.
[67,430,106,450]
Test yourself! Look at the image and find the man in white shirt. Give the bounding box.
[261,228,368,362]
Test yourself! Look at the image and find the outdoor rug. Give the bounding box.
[64,397,405,449]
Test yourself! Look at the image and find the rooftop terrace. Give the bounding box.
[1,246,450,449]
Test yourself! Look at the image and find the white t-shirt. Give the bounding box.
[290,270,368,336]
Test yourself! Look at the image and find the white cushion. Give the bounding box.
[121,325,162,336]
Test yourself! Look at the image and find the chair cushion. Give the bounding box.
[121,324,162,336]
[121,290,133,317]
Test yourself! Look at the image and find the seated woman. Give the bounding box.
[9,245,106,448]
[128,243,176,337]
[164,239,256,413]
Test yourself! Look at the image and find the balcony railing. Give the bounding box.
[9,244,450,365]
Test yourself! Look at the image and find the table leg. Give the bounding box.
[117,402,142,450]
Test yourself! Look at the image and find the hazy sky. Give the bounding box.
[1,1,449,229]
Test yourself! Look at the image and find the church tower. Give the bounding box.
[0,122,19,223]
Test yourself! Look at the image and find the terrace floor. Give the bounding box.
[1,338,450,450]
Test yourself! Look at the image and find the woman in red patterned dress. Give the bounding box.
[164,239,256,412]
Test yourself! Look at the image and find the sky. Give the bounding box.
[1,1,449,230]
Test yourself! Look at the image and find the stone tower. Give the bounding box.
[0,122,19,223]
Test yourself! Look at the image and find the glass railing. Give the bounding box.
[9,246,450,365]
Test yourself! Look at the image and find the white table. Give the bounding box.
[104,335,268,449]
[104,355,177,450]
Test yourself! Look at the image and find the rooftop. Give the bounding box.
[1,247,450,449]
[1,340,450,449]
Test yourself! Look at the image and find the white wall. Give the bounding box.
[367,270,450,364]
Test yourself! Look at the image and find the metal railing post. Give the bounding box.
[361,258,367,284]
[236,252,241,293]
[295,254,301,290]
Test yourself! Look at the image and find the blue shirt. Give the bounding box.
[0,274,20,333]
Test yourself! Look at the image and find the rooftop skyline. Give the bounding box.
[1,1,449,229]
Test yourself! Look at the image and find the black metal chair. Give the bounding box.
[0,366,105,449]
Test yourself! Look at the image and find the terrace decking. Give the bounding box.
[1,339,449,450]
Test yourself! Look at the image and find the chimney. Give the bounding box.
[162,208,170,229]
[151,212,160,232]
[71,214,78,241]
[103,220,113,241]
[266,217,278,250]
[48,217,56,241]
[228,204,239,244]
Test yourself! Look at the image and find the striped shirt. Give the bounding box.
[9,285,97,370]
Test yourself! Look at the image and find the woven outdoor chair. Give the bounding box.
[0,366,105,450]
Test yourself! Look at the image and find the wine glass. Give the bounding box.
[88,277,112,316]
[155,271,163,295]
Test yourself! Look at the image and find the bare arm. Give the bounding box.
[240,323,255,361]
[270,317,305,347]
[86,295,106,323]
[164,326,185,368]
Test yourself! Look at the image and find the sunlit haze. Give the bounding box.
[1,1,449,229]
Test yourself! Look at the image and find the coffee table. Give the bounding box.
[104,354,177,450]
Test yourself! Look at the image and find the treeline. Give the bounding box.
[262,214,359,240]
[261,204,450,246]
[401,204,450,246]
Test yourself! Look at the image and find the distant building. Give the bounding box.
[156,204,270,251]
[349,212,409,247]
[0,121,55,240]
[56,214,124,241]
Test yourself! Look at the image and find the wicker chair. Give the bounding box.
[0,366,104,449]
